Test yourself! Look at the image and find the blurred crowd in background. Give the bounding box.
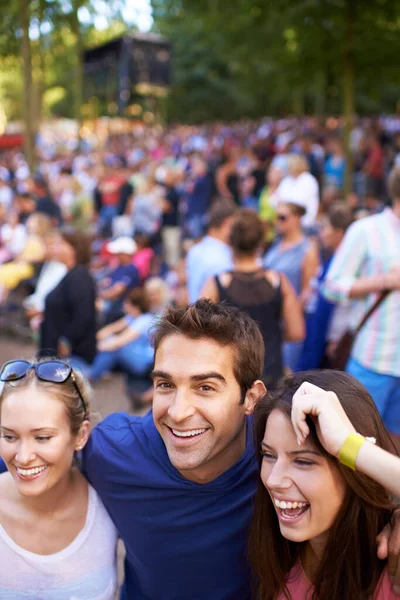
[0,114,399,428]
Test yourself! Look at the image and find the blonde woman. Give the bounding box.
[0,213,52,305]
[0,358,118,598]
[275,155,320,229]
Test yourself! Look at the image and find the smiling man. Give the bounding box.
[83,299,266,599]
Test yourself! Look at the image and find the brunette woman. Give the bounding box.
[40,228,96,371]
[249,369,400,600]
[201,209,304,387]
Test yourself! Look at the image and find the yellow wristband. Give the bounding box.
[339,433,365,470]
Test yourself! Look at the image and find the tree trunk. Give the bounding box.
[19,0,35,172]
[293,85,304,117]
[315,70,326,126]
[72,0,84,148]
[343,0,355,199]
[34,0,46,124]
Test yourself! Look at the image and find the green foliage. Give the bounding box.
[152,0,400,122]
[2,0,400,127]
[0,0,132,123]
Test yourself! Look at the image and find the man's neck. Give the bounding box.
[178,421,247,485]
[208,230,227,244]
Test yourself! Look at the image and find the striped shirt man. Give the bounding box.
[323,208,400,377]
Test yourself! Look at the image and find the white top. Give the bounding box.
[0,223,27,256]
[274,172,320,227]
[23,260,67,311]
[0,485,118,600]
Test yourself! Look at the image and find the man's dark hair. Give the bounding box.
[152,299,264,402]
[208,202,236,230]
[388,165,400,200]
[328,204,353,232]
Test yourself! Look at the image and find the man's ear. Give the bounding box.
[244,380,267,415]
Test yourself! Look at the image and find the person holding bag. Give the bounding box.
[323,165,400,435]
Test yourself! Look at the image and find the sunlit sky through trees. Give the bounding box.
[28,0,153,40]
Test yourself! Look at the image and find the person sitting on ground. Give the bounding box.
[0,211,25,264]
[90,287,155,382]
[0,213,51,306]
[97,236,140,325]
[249,369,400,600]
[91,277,170,411]
[0,357,118,598]
[132,232,155,282]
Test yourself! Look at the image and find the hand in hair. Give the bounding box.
[292,381,400,594]
[292,381,400,497]
[291,381,356,455]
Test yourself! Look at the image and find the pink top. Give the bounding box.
[132,248,155,281]
[276,562,395,599]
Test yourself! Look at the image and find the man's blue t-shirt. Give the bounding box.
[83,411,258,600]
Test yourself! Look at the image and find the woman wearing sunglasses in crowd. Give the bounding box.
[263,201,319,372]
[0,358,118,599]
[249,369,400,600]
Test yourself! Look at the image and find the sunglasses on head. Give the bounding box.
[0,360,88,419]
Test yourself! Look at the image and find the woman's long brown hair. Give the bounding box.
[248,370,397,600]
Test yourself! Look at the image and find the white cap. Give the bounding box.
[108,237,137,255]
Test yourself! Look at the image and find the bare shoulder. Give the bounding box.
[219,272,232,287]
[264,269,280,288]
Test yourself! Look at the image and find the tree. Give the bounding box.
[19,0,35,171]
[152,0,400,195]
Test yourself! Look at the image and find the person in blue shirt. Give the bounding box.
[90,287,156,381]
[298,205,353,370]
[97,236,140,324]
[185,156,213,240]
[186,202,235,303]
[84,299,266,600]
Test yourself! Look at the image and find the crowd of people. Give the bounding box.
[0,115,399,597]
[0,115,399,418]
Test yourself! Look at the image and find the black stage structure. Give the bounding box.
[83,32,171,118]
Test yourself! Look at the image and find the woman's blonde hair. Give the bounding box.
[26,213,53,238]
[0,358,91,435]
[288,154,309,176]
